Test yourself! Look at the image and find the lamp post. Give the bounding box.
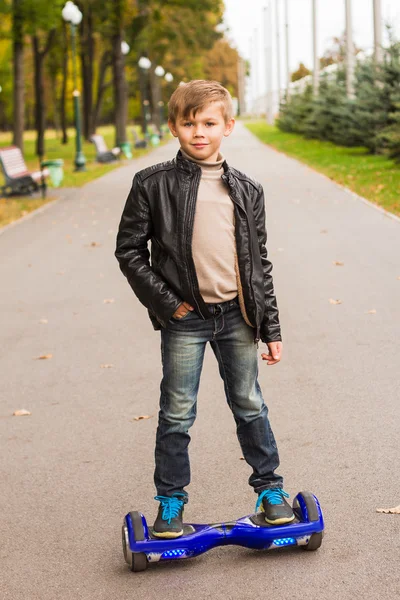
[62,1,86,172]
[164,73,173,128]
[155,65,165,133]
[138,56,152,135]
[119,40,132,158]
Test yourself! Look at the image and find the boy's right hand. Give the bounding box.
[173,302,194,319]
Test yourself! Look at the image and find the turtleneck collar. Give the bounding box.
[180,147,224,172]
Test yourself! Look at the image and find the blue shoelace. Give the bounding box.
[154,494,186,524]
[255,488,290,512]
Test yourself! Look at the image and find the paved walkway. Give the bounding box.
[1,122,399,599]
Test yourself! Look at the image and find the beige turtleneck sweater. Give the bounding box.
[180,147,238,304]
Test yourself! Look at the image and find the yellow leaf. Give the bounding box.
[13,409,31,417]
[132,415,153,421]
[376,505,400,514]
[88,241,101,247]
[100,364,114,369]
[329,299,342,305]
[35,354,53,360]
[39,319,48,324]
[366,309,377,314]
[333,261,344,266]
[103,298,115,304]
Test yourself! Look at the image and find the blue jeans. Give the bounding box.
[154,297,283,500]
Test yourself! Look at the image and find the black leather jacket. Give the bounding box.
[115,149,281,344]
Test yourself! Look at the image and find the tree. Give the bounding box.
[203,38,240,97]
[12,0,24,150]
[277,84,313,134]
[24,0,64,158]
[131,0,224,131]
[376,40,400,159]
[291,62,311,82]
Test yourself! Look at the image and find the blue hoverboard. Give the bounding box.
[122,491,324,572]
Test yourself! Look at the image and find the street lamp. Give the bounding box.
[119,40,132,158]
[138,56,152,135]
[155,65,165,133]
[121,41,130,56]
[62,1,86,171]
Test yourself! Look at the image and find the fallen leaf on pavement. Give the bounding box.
[376,505,400,514]
[13,409,31,417]
[35,354,53,360]
[132,415,153,421]
[87,241,101,247]
[100,364,114,369]
[239,457,245,460]
[329,299,342,305]
[103,298,115,304]
[333,261,344,266]
[320,229,328,234]
[39,319,48,324]
[366,309,377,314]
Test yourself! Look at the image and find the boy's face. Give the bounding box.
[168,102,235,163]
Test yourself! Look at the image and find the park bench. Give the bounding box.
[0,146,48,198]
[90,134,121,163]
[131,128,147,149]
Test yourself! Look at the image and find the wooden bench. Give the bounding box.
[0,146,49,198]
[90,135,121,163]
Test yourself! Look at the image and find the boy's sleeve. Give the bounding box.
[115,173,182,325]
[253,184,282,343]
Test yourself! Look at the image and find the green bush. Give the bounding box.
[277,38,400,160]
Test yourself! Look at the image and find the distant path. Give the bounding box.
[1,122,399,599]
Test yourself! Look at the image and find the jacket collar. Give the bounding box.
[175,148,231,177]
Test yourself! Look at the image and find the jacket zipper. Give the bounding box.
[225,182,260,343]
[184,169,205,319]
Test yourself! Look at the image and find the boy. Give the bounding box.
[115,80,294,538]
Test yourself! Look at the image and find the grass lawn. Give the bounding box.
[245,121,400,217]
[0,124,170,227]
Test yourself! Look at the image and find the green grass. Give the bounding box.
[0,124,170,226]
[245,121,400,217]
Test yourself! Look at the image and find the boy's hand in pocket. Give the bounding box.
[173,302,194,319]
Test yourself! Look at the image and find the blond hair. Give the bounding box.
[168,80,234,124]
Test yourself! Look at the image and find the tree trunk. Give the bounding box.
[12,0,24,151]
[32,30,56,159]
[149,66,161,130]
[60,20,68,145]
[112,31,128,146]
[32,37,45,159]
[80,6,95,140]
[92,50,112,132]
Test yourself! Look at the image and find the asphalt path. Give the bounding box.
[1,122,399,599]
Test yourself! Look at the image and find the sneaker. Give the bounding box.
[152,493,186,538]
[255,488,295,525]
